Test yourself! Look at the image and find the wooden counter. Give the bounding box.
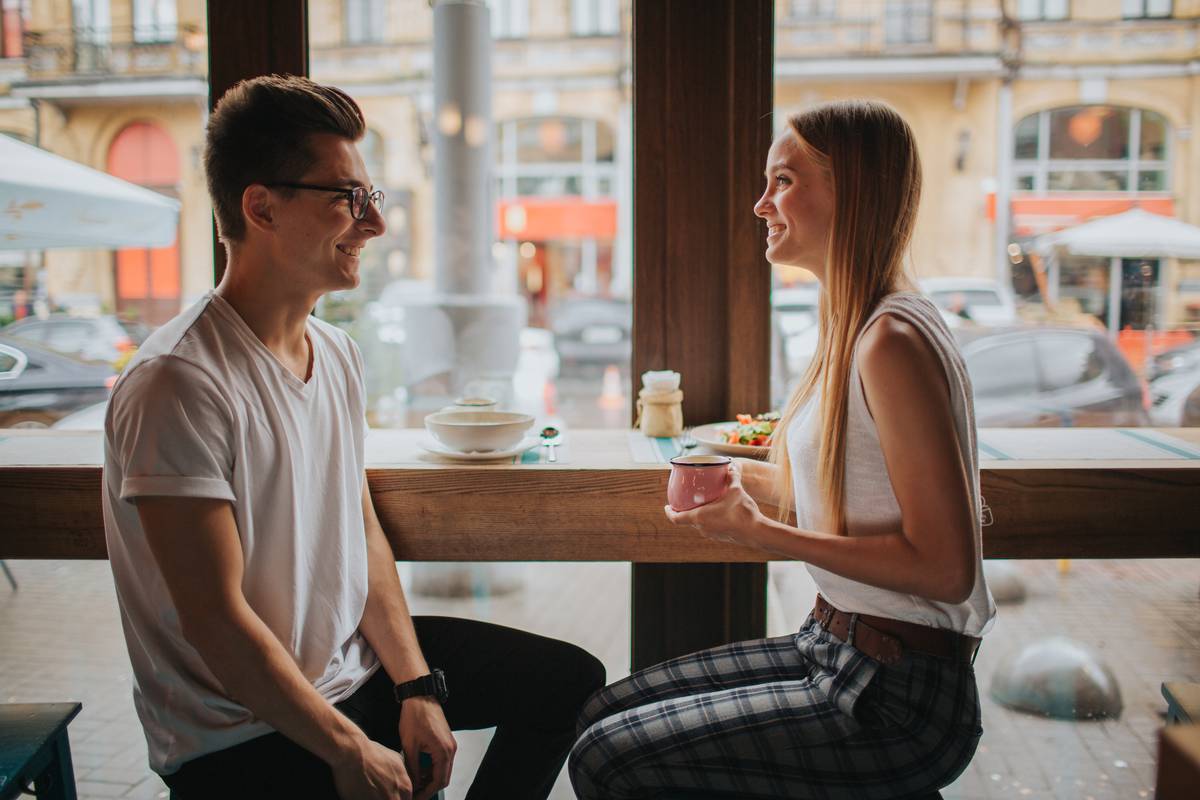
[2,428,1198,561]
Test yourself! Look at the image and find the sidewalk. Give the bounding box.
[1,558,1195,799]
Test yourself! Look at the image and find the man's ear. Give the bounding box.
[242,184,275,234]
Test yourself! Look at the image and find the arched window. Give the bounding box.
[1013,105,1170,193]
[107,121,180,325]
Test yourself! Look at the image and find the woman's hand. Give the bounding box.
[664,461,767,548]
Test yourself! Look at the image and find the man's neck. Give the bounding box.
[215,251,318,380]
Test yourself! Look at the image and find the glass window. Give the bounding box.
[311,5,630,432]
[0,349,16,374]
[1036,334,1105,391]
[1,0,28,58]
[133,0,177,43]
[1123,0,1172,18]
[966,340,1039,397]
[1017,0,1069,20]
[1048,106,1129,160]
[344,0,386,45]
[1014,114,1039,160]
[790,0,837,18]
[883,1,932,45]
[1140,110,1168,160]
[489,0,529,39]
[1014,106,1169,194]
[571,0,619,36]
[1046,169,1128,192]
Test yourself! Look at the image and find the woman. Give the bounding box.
[569,100,995,799]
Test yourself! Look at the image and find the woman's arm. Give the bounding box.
[666,315,976,605]
[735,457,780,506]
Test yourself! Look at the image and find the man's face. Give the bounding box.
[270,132,386,295]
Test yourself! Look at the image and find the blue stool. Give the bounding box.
[0,702,82,800]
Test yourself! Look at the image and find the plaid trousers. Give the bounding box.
[569,614,982,800]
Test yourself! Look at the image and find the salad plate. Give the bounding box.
[690,415,777,459]
[418,436,540,462]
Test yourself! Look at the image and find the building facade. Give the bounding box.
[0,0,1196,333]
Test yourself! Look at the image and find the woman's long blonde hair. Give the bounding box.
[768,100,923,535]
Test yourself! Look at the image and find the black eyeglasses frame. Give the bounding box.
[265,182,385,221]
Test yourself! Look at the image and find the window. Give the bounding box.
[71,0,110,45]
[1036,334,1105,391]
[1012,106,1170,193]
[965,340,1039,397]
[344,0,386,46]
[790,0,837,19]
[133,0,176,43]
[1,0,27,58]
[0,346,18,376]
[570,0,619,36]
[1016,0,1068,20]
[1122,0,1172,18]
[489,0,529,40]
[883,1,932,45]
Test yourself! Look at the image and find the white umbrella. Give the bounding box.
[1033,207,1200,259]
[0,135,180,251]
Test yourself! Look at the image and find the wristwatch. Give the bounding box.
[393,668,449,706]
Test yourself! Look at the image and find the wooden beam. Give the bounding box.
[206,0,309,282]
[630,0,774,670]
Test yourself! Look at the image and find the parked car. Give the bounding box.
[1147,336,1200,381]
[0,336,115,428]
[550,297,631,372]
[920,277,1018,326]
[955,326,1148,427]
[1148,370,1200,427]
[1,314,149,365]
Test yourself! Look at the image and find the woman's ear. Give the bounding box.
[241,184,275,234]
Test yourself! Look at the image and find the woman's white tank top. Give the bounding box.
[786,291,996,636]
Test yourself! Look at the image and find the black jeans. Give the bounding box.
[164,616,606,800]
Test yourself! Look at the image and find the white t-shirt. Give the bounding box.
[102,292,380,775]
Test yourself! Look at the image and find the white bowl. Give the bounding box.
[424,410,536,453]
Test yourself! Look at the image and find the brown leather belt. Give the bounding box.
[813,594,980,666]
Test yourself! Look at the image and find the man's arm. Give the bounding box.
[136,496,413,800]
[357,479,456,800]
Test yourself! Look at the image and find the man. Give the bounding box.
[102,75,604,800]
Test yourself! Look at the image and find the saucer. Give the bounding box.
[418,436,540,462]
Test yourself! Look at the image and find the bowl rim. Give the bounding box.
[424,410,535,427]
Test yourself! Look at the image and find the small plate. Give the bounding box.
[418,436,540,462]
[690,422,772,459]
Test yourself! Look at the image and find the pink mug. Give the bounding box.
[668,455,732,511]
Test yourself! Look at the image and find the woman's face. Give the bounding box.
[753,133,834,279]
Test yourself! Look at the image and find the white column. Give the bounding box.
[994,79,1015,291]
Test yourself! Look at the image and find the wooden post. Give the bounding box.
[205,0,309,283]
[630,0,774,670]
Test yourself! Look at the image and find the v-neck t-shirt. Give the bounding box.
[102,292,379,774]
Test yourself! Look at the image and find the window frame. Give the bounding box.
[1015,0,1069,21]
[1121,0,1172,19]
[343,0,386,46]
[1012,106,1172,195]
[883,0,933,46]
[570,0,620,37]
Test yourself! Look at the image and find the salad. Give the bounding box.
[722,411,780,447]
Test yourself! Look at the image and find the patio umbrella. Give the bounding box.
[0,135,180,251]
[1033,207,1200,259]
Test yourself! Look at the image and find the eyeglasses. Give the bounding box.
[266,183,385,221]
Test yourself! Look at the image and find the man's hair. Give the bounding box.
[204,74,365,242]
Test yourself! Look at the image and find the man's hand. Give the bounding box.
[331,737,413,800]
[399,697,457,800]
